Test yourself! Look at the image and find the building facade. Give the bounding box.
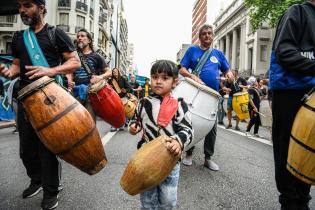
[192,0,207,45]
[0,0,130,69]
[176,44,190,63]
[212,0,275,77]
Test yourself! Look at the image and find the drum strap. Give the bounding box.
[23,28,64,86]
[194,47,213,77]
[77,51,93,77]
[112,79,122,94]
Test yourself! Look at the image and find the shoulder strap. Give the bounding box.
[23,28,64,86]
[194,47,213,77]
[111,78,122,93]
[77,51,94,76]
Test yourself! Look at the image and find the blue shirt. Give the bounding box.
[180,45,230,91]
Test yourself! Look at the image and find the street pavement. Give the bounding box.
[0,119,314,210]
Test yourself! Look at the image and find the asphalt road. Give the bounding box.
[0,119,314,210]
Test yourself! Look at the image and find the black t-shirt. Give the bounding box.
[225,77,247,97]
[11,24,76,88]
[129,81,140,94]
[248,87,261,110]
[74,52,107,85]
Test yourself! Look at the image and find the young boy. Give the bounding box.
[129,60,193,209]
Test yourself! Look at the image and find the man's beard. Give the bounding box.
[20,12,41,26]
[78,42,88,50]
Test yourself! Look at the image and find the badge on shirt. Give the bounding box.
[210,56,218,63]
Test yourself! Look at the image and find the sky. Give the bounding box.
[123,0,233,77]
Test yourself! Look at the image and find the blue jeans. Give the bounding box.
[217,96,225,123]
[140,163,180,210]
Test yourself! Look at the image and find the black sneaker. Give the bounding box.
[225,124,232,129]
[22,183,43,198]
[41,195,58,210]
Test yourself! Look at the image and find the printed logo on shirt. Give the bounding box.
[210,56,218,63]
[301,51,315,60]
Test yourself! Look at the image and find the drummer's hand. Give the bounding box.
[90,75,103,84]
[222,87,231,93]
[67,80,75,91]
[129,123,140,135]
[165,138,182,157]
[190,74,204,85]
[0,64,10,78]
[253,107,258,113]
[25,65,55,79]
[121,88,127,93]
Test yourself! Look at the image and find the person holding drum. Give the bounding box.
[269,1,315,209]
[245,76,262,137]
[224,70,247,131]
[108,67,131,131]
[129,60,193,210]
[67,28,111,122]
[179,24,234,171]
[0,0,81,209]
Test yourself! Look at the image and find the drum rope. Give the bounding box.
[301,86,315,102]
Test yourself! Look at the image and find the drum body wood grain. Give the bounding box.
[172,78,220,151]
[287,91,315,185]
[120,135,179,195]
[89,80,125,128]
[18,76,107,175]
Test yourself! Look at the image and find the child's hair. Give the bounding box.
[150,60,179,78]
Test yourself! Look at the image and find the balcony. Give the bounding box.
[58,0,71,8]
[57,24,70,32]
[0,15,17,27]
[99,12,107,25]
[76,1,88,13]
[90,7,94,17]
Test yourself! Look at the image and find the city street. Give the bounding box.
[0,119,314,210]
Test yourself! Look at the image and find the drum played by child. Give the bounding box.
[120,135,180,195]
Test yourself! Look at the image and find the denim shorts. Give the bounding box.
[140,163,180,210]
[227,96,233,110]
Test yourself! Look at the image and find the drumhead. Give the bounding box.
[17,76,55,101]
[184,77,220,98]
[233,92,248,96]
[89,79,106,93]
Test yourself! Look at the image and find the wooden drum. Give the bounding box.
[17,76,107,175]
[120,135,180,195]
[89,79,125,128]
[287,89,315,185]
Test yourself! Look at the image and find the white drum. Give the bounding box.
[260,99,272,127]
[172,78,220,151]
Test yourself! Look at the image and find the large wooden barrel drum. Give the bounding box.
[17,76,107,175]
[120,135,180,195]
[287,89,315,185]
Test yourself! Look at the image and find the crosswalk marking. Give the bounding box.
[101,131,117,146]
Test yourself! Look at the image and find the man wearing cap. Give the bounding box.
[0,0,80,209]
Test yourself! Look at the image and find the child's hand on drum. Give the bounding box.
[165,138,182,157]
[129,123,141,135]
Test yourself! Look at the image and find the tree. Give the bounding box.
[244,0,304,31]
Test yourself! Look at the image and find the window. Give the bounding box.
[89,20,93,32]
[260,45,267,62]
[76,15,85,28]
[59,13,69,25]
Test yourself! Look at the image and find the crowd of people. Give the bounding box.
[0,0,314,210]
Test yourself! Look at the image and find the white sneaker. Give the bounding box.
[245,132,251,137]
[182,155,193,166]
[204,159,219,171]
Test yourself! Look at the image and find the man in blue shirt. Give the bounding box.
[180,24,233,171]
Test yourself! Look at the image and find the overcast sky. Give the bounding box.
[123,0,233,77]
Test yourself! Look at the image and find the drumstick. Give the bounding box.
[256,111,266,117]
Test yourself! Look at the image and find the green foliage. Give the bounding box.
[244,0,304,31]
